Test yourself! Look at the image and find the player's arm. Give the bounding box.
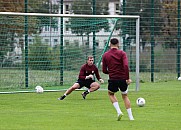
[122,52,131,84]
[102,56,109,74]
[78,65,87,79]
[94,67,104,84]
[94,67,101,80]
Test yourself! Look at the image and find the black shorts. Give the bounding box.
[108,79,128,93]
[76,79,95,89]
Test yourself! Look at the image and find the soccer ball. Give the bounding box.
[35,86,44,93]
[136,97,145,107]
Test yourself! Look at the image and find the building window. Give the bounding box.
[65,21,69,31]
[85,41,89,46]
[65,4,70,14]
[45,39,49,43]
[104,40,110,48]
[116,3,119,10]
[115,3,120,14]
[74,40,79,46]
[45,26,50,31]
[29,39,33,43]
[54,39,58,44]
[54,27,58,32]
[64,40,69,46]
[96,41,99,47]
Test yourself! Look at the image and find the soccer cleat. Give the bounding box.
[130,117,134,120]
[81,92,87,99]
[117,112,124,121]
[58,95,66,100]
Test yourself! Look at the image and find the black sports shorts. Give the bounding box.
[108,79,128,93]
[76,79,95,89]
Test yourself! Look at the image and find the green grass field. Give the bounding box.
[0,80,181,130]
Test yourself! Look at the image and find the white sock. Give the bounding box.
[113,102,122,115]
[127,108,134,120]
[64,94,67,96]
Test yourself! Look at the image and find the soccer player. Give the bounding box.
[102,38,134,121]
[58,55,104,100]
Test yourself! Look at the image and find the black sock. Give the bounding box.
[61,95,66,99]
[84,90,89,95]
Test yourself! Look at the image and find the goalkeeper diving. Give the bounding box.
[58,55,104,100]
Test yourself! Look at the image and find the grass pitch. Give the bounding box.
[0,80,181,130]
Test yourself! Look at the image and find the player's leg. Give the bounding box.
[108,90,117,103]
[121,93,134,120]
[108,80,124,121]
[89,82,100,92]
[81,81,100,99]
[58,83,80,100]
[119,80,134,120]
[108,90,124,121]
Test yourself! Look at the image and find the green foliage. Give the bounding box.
[28,36,52,70]
[63,45,86,70]
[52,45,87,70]
[0,15,23,62]
[69,18,109,35]
[161,1,180,48]
[28,38,93,71]
[121,0,163,49]
[30,0,59,33]
[0,34,10,63]
[69,0,109,35]
[71,0,109,15]
[0,0,58,62]
[123,0,163,35]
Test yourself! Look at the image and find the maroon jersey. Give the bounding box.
[78,63,101,80]
[102,48,129,80]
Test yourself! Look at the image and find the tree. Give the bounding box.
[120,0,163,50]
[30,0,59,33]
[0,0,25,63]
[0,0,58,63]
[161,0,180,48]
[28,36,52,70]
[68,0,110,36]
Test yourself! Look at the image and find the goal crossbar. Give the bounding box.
[0,12,139,19]
[0,12,140,91]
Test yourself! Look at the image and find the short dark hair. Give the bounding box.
[87,55,94,60]
[110,38,119,45]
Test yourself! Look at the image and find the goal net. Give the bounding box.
[0,12,140,93]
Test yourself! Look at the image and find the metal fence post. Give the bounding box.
[24,0,29,88]
[151,0,155,82]
[177,0,180,78]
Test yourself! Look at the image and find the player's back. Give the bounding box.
[103,48,127,80]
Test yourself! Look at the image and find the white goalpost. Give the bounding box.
[0,12,140,92]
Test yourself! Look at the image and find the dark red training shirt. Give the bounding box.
[78,63,101,80]
[102,48,129,80]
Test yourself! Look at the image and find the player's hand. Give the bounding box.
[126,79,132,85]
[89,74,94,79]
[85,74,94,79]
[99,79,104,84]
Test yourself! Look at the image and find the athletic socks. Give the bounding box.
[127,108,134,120]
[113,102,134,120]
[84,89,90,94]
[113,102,122,115]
